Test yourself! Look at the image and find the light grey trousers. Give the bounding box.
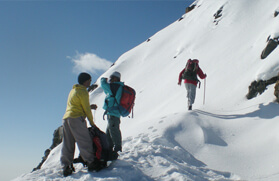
[60,117,94,168]
[185,83,197,106]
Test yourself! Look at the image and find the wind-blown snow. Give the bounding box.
[14,0,279,180]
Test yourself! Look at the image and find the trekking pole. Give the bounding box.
[93,110,96,123]
[203,78,206,105]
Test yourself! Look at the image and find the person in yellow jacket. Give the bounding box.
[60,72,99,177]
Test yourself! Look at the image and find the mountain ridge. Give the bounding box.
[14,0,279,180]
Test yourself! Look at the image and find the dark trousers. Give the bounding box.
[106,115,122,152]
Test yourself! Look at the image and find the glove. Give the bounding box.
[102,77,108,81]
[90,104,98,110]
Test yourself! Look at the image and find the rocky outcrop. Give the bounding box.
[32,126,63,172]
[32,83,98,172]
[213,6,223,25]
[274,80,279,102]
[185,4,196,14]
[261,36,279,59]
[88,84,98,92]
[246,76,278,99]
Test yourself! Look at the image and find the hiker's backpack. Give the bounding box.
[73,126,114,169]
[181,59,199,81]
[108,83,136,117]
[119,85,136,117]
[88,126,110,161]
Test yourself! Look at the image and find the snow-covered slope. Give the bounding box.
[14,0,279,180]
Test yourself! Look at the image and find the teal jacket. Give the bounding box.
[101,77,124,118]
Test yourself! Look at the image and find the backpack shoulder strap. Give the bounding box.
[192,59,199,72]
[185,59,191,69]
[109,83,121,97]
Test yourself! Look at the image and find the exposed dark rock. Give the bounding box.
[88,84,98,92]
[273,72,279,102]
[246,76,278,99]
[178,17,184,22]
[185,5,196,14]
[261,37,279,59]
[32,126,63,172]
[214,7,223,19]
[275,11,279,17]
[213,6,224,25]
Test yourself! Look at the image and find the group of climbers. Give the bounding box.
[59,58,207,177]
[60,72,125,176]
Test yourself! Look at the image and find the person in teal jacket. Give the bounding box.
[101,71,124,159]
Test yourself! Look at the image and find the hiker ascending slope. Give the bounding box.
[178,59,207,110]
[60,72,99,177]
[101,71,124,160]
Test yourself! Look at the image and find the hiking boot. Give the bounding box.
[100,160,107,168]
[88,159,103,172]
[188,105,192,110]
[114,146,122,153]
[110,151,119,160]
[73,155,87,167]
[63,164,75,177]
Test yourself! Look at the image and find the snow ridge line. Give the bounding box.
[121,133,238,180]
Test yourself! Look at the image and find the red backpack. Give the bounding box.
[118,85,136,117]
[106,84,136,118]
[182,59,199,81]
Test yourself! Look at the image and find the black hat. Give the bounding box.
[78,72,91,85]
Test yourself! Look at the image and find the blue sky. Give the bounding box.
[0,0,193,180]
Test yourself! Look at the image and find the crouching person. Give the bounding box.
[60,72,99,177]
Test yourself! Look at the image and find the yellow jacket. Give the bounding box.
[63,84,94,126]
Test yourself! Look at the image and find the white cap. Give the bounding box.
[110,71,121,79]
